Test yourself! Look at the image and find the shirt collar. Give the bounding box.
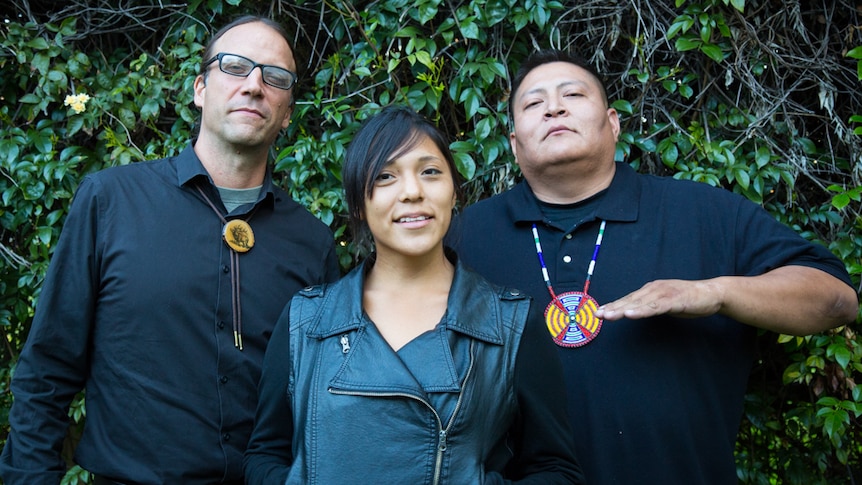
[507,161,640,225]
[175,143,277,206]
[595,162,640,223]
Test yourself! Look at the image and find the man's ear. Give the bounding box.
[608,108,621,140]
[193,74,206,109]
[509,131,519,165]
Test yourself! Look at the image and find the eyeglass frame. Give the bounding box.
[202,52,297,91]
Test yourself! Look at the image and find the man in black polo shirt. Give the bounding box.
[450,49,857,484]
[1,16,340,484]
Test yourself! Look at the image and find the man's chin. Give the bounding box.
[224,129,275,148]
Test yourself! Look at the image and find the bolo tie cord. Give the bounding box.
[196,185,257,350]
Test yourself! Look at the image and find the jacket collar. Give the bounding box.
[308,252,520,397]
[306,252,511,346]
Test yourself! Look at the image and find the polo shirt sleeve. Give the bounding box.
[730,192,852,286]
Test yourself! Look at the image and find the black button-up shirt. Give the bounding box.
[1,145,341,484]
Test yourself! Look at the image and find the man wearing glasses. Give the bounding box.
[1,16,341,485]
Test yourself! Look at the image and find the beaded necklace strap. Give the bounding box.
[531,220,606,306]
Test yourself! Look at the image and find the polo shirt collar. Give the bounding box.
[595,162,640,223]
[507,161,640,225]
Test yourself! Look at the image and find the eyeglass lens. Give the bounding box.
[217,53,295,90]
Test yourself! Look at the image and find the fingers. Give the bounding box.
[595,294,664,320]
[595,279,720,320]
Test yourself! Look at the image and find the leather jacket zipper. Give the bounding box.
[329,340,476,484]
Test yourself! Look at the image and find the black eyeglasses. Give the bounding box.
[203,53,297,90]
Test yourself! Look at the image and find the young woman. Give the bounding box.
[244,105,583,484]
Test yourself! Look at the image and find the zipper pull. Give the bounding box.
[438,429,447,452]
[340,334,350,354]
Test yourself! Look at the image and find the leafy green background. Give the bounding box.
[0,0,860,483]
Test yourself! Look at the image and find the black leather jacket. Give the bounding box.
[245,257,584,484]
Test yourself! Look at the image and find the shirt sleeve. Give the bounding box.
[243,302,295,484]
[494,301,586,484]
[730,191,852,286]
[0,177,101,484]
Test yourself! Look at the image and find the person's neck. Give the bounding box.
[194,137,269,189]
[527,158,616,204]
[363,247,454,351]
[365,248,454,296]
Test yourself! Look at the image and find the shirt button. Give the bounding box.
[223,433,231,442]
[217,321,225,329]
[220,375,229,384]
[562,255,572,263]
[565,233,573,239]
[222,265,230,273]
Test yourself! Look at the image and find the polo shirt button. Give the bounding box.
[223,433,231,442]
[217,321,225,329]
[562,255,572,263]
[222,265,230,273]
[565,233,573,239]
[220,375,229,383]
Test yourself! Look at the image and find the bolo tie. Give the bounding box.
[196,184,257,350]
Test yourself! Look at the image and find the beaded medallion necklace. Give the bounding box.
[531,220,606,347]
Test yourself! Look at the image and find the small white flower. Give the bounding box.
[64,93,91,114]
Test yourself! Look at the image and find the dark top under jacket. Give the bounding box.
[0,144,341,485]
